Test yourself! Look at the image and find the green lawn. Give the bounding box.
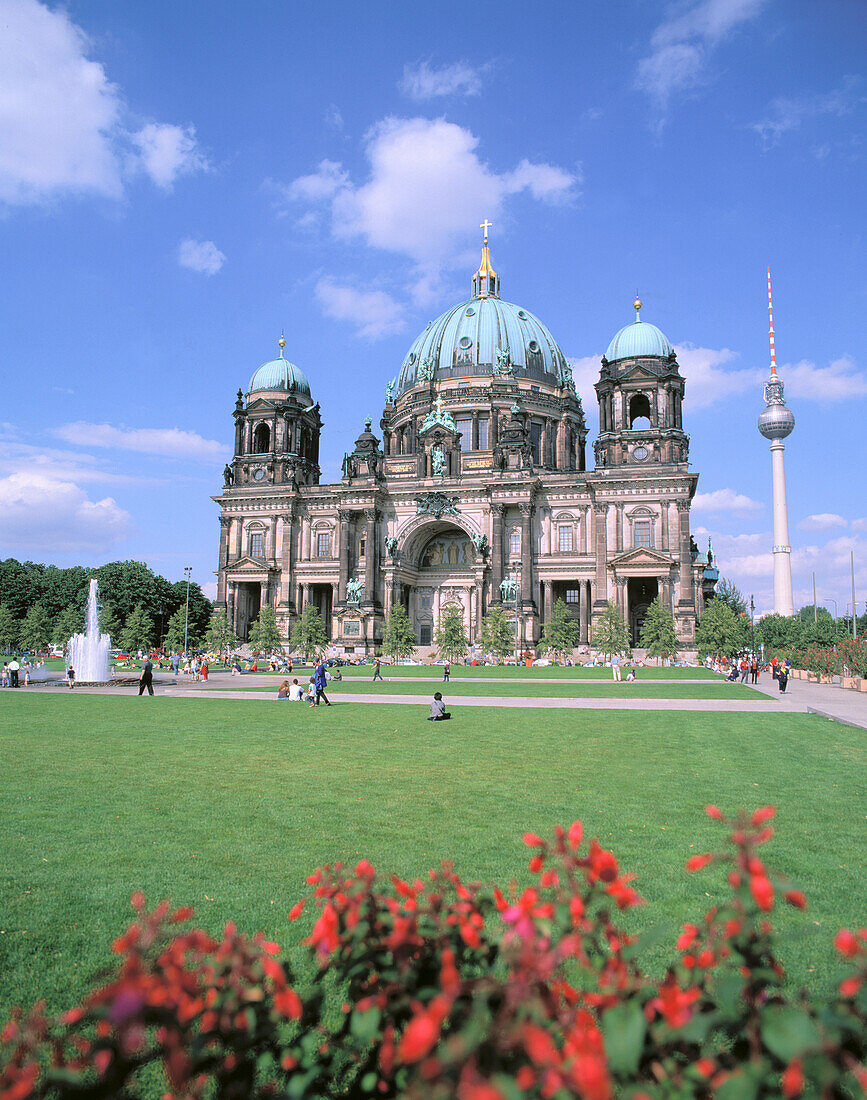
[1,694,863,1022]
[206,680,765,700]
[336,664,721,680]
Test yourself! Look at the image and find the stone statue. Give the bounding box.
[346,576,363,603]
[415,492,460,518]
[223,463,234,487]
[385,377,395,404]
[470,532,488,556]
[431,445,445,475]
[342,452,356,478]
[500,575,518,603]
[494,346,513,375]
[562,363,575,390]
[418,356,435,381]
[384,535,398,558]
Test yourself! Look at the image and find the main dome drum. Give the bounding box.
[396,295,571,396]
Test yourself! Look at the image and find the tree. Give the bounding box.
[120,603,155,653]
[206,610,237,661]
[99,603,122,643]
[695,599,748,659]
[383,604,416,661]
[18,602,52,651]
[289,605,328,662]
[592,601,630,657]
[638,596,678,664]
[715,576,747,616]
[163,608,189,652]
[0,559,45,620]
[249,606,283,654]
[39,565,90,621]
[434,602,468,664]
[538,600,579,662]
[477,604,515,664]
[52,604,84,648]
[0,605,19,653]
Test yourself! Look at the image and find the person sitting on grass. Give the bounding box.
[277,680,290,700]
[289,678,304,701]
[428,691,451,721]
[626,668,636,682]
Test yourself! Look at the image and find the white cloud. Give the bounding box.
[566,355,603,430]
[0,0,207,206]
[780,356,867,402]
[0,470,131,553]
[0,441,138,485]
[399,61,486,101]
[752,76,865,147]
[282,118,577,309]
[674,344,761,409]
[314,278,406,340]
[636,0,767,114]
[177,238,225,275]
[852,518,867,533]
[55,422,227,461]
[798,513,847,532]
[693,488,763,513]
[132,122,208,189]
[323,104,344,130]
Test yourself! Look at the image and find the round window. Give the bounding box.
[465,307,475,316]
[407,352,415,365]
[634,446,649,461]
[517,310,528,320]
[459,336,473,349]
[528,340,540,353]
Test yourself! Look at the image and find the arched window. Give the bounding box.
[253,423,271,453]
[629,393,652,430]
[248,525,266,558]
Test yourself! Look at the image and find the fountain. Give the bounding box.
[66,579,112,683]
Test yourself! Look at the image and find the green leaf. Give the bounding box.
[761,1006,821,1062]
[360,1071,378,1092]
[350,1007,381,1043]
[715,1070,759,1100]
[602,1000,647,1076]
[713,973,744,1019]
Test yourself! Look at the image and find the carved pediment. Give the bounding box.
[226,556,278,574]
[609,547,675,570]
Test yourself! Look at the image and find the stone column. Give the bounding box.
[364,508,377,606]
[582,506,591,555]
[491,503,504,599]
[677,501,694,608]
[543,580,553,624]
[260,579,268,610]
[615,503,624,552]
[279,512,294,605]
[226,584,236,633]
[593,503,609,606]
[301,515,311,561]
[217,518,230,602]
[579,581,589,644]
[520,504,534,608]
[337,509,351,602]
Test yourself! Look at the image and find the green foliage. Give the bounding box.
[592,600,630,657]
[539,599,579,661]
[18,602,52,651]
[638,596,678,663]
[162,608,189,652]
[51,605,84,648]
[382,604,415,661]
[696,598,749,659]
[98,603,122,643]
[290,604,328,662]
[206,610,237,659]
[0,559,45,620]
[715,576,747,616]
[477,604,515,663]
[38,565,90,620]
[119,603,155,653]
[434,602,468,663]
[249,606,283,654]
[0,605,20,653]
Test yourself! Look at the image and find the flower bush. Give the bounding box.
[839,633,867,679]
[2,808,865,1099]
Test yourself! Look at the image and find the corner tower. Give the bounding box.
[594,299,688,469]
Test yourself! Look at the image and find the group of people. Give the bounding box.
[725,656,762,685]
[276,658,336,706]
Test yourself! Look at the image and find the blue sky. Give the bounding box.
[1,0,865,617]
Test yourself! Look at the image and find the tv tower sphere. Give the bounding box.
[758,382,795,439]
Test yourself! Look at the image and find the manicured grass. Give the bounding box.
[2,694,863,1020]
[337,665,721,680]
[205,680,766,700]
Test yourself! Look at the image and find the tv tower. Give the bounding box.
[758,268,795,616]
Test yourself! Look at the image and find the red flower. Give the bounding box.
[705,805,724,821]
[834,929,860,957]
[676,924,698,951]
[781,1057,804,1097]
[784,890,807,910]
[568,820,583,849]
[288,901,305,920]
[523,832,545,848]
[685,853,713,872]
[750,874,774,911]
[398,1010,441,1063]
[522,1023,559,1067]
[839,976,861,998]
[751,806,776,826]
[648,977,701,1028]
[274,989,302,1019]
[305,903,339,955]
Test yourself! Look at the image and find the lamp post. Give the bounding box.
[750,595,756,659]
[183,567,193,655]
[822,598,838,652]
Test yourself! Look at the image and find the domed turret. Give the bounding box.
[604,299,674,363]
[248,336,312,397]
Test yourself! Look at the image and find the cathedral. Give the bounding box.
[213,230,716,654]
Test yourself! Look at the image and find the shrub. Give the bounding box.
[2,810,865,1098]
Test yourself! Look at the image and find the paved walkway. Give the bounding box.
[25,670,867,728]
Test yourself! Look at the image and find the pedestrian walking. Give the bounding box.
[611,654,621,682]
[66,666,75,690]
[750,657,758,684]
[372,657,383,681]
[138,658,154,696]
[443,662,450,682]
[739,658,749,683]
[778,667,789,694]
[8,658,19,687]
[313,658,331,706]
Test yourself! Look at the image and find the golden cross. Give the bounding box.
[480,219,492,241]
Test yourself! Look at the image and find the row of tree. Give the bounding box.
[0,559,211,654]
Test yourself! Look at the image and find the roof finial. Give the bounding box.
[633,294,642,322]
[473,220,499,298]
[767,267,777,377]
[480,218,492,242]
[278,331,286,358]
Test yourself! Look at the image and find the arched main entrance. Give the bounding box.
[628,577,658,646]
[410,526,477,647]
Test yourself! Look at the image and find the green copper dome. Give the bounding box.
[605,300,674,363]
[248,349,311,397]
